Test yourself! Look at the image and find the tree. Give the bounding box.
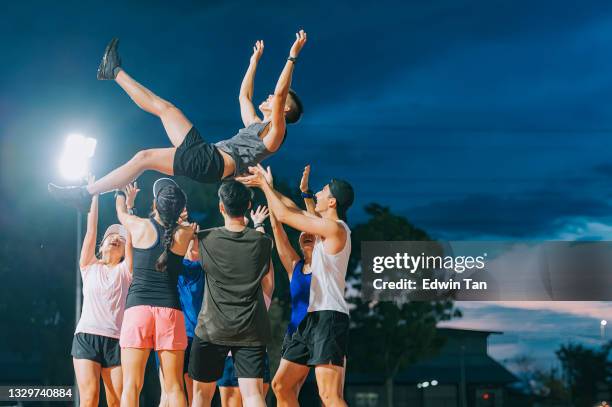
[556,341,612,407]
[347,204,461,407]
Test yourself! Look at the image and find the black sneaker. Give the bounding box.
[97,38,122,80]
[48,183,92,213]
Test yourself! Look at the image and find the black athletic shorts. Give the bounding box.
[282,311,349,367]
[71,333,121,368]
[173,127,225,183]
[188,335,267,383]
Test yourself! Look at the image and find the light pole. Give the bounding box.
[58,134,96,407]
[601,320,607,340]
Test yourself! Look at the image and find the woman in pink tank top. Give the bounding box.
[71,177,136,407]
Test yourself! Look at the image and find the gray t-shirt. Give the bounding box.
[215,122,277,177]
[195,227,273,346]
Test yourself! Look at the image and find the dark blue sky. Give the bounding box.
[2,0,612,369]
[4,1,612,240]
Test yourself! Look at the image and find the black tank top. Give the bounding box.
[126,217,183,310]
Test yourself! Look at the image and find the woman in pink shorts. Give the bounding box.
[116,178,196,407]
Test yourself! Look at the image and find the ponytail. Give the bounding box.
[155,220,179,272]
[153,184,187,272]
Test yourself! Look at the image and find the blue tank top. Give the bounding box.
[287,260,312,335]
[178,259,205,338]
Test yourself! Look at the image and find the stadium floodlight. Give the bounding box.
[59,134,97,180]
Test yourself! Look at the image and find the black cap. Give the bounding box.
[153,178,180,198]
[329,178,354,220]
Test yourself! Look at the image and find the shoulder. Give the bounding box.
[197,227,222,241]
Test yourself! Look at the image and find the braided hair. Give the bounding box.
[154,184,187,272]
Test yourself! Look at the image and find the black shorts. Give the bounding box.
[173,127,225,183]
[154,336,193,374]
[71,333,121,368]
[280,332,293,357]
[188,335,267,383]
[282,311,349,367]
[217,353,271,387]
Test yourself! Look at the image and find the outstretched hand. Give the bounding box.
[299,164,311,193]
[250,205,270,225]
[236,164,272,189]
[250,40,264,64]
[290,29,307,58]
[124,182,140,208]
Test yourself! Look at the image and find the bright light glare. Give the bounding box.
[422,382,429,388]
[59,134,97,180]
[602,320,608,326]
[431,380,438,386]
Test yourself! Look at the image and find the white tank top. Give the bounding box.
[307,220,351,314]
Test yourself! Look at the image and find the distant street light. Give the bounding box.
[601,320,607,340]
[59,134,97,180]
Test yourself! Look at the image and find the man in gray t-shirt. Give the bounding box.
[188,181,274,407]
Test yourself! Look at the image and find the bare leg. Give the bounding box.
[158,350,187,407]
[115,70,193,147]
[101,366,123,407]
[120,348,150,407]
[192,380,216,407]
[184,373,194,406]
[73,358,101,407]
[237,378,265,407]
[315,364,347,407]
[87,148,175,194]
[220,386,243,407]
[272,359,309,407]
[158,367,168,407]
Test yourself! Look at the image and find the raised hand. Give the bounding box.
[250,40,264,64]
[289,29,307,58]
[236,164,271,189]
[124,182,140,209]
[299,164,311,193]
[250,205,270,225]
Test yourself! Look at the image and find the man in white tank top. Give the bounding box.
[238,164,354,407]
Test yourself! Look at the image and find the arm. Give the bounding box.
[262,260,275,305]
[299,164,318,216]
[240,165,342,239]
[116,183,142,236]
[239,40,264,127]
[124,228,133,272]
[269,211,301,279]
[264,30,307,152]
[80,176,99,269]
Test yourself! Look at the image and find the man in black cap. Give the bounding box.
[238,165,354,407]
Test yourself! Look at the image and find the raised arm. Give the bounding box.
[116,182,142,236]
[239,40,264,127]
[269,211,301,280]
[240,165,343,242]
[264,30,307,152]
[80,175,99,269]
[299,164,318,216]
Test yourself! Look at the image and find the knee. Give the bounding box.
[132,149,153,164]
[123,377,144,394]
[157,100,178,118]
[272,377,291,397]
